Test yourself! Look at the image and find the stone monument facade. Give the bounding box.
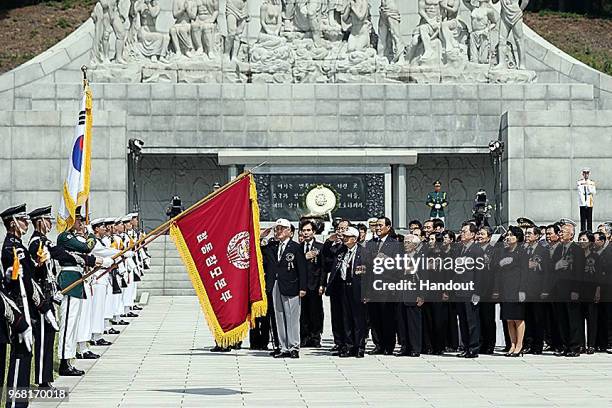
[87,0,537,83]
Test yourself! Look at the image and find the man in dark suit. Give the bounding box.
[396,234,424,357]
[476,226,497,355]
[327,227,367,357]
[456,223,484,358]
[299,221,324,348]
[321,219,350,354]
[551,222,586,357]
[365,217,399,355]
[262,218,307,359]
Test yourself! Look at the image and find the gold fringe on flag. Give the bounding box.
[249,174,268,321]
[170,223,249,348]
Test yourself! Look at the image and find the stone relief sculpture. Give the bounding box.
[464,0,498,65]
[377,0,404,63]
[191,0,219,59]
[91,0,127,64]
[225,0,250,62]
[132,0,170,62]
[88,0,537,83]
[251,0,294,82]
[169,0,196,57]
[493,0,529,69]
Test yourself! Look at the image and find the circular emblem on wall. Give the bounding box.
[227,231,250,270]
[304,185,338,216]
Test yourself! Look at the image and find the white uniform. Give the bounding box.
[90,238,117,338]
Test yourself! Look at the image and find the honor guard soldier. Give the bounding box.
[27,206,68,389]
[577,168,596,232]
[426,181,448,224]
[1,204,40,407]
[88,219,115,346]
[56,207,110,376]
[120,216,139,318]
[101,218,120,334]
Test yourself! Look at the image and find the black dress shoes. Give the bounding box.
[368,347,384,355]
[93,339,112,346]
[565,351,580,357]
[105,328,120,334]
[456,351,467,358]
[394,349,409,357]
[80,351,100,359]
[59,360,84,376]
[126,312,139,318]
[408,352,420,357]
[269,349,281,357]
[356,350,365,358]
[330,345,339,352]
[586,347,595,355]
[117,320,129,325]
[464,352,479,359]
[274,351,291,358]
[210,345,231,352]
[290,350,300,359]
[132,305,143,310]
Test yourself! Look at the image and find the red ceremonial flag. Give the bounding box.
[169,174,267,346]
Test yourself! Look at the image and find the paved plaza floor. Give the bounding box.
[32,296,612,408]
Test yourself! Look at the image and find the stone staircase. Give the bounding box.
[138,234,195,296]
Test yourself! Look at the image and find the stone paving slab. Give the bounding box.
[30,296,612,408]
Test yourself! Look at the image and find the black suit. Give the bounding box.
[329,245,367,354]
[456,242,484,355]
[397,247,425,355]
[299,240,324,346]
[523,242,551,353]
[551,242,586,354]
[364,235,400,354]
[321,239,345,348]
[478,243,498,353]
[595,244,612,350]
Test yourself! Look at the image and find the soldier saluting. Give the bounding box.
[426,180,448,224]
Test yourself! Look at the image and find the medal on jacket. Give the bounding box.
[286,253,294,270]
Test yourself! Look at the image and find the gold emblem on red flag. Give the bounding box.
[227,231,250,270]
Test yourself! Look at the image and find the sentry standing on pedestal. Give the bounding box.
[577,168,596,232]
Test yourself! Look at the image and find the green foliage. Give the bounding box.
[56,17,71,29]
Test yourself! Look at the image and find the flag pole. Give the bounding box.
[60,171,253,295]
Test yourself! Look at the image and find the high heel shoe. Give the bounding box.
[504,350,515,357]
[510,350,524,357]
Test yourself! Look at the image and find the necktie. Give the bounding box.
[305,242,310,254]
[278,243,284,262]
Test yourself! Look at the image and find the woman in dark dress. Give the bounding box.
[495,226,528,356]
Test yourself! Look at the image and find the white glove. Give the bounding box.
[518,291,526,302]
[45,310,59,331]
[101,257,114,268]
[499,257,513,267]
[570,292,579,301]
[123,251,134,258]
[555,259,569,270]
[434,204,441,209]
[18,327,33,352]
[53,292,64,304]
[74,255,86,266]
[471,294,480,305]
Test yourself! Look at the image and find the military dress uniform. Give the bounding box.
[88,219,115,346]
[27,206,71,387]
[426,181,448,224]
[56,219,98,375]
[1,204,43,407]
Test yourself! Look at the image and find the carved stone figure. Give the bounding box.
[493,0,529,69]
[464,0,498,64]
[408,0,443,64]
[91,0,128,64]
[440,0,462,59]
[325,0,344,32]
[192,0,219,59]
[378,0,404,62]
[251,0,293,82]
[224,0,250,62]
[342,0,370,53]
[169,0,197,57]
[284,0,323,46]
[132,0,170,62]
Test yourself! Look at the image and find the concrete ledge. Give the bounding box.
[217,148,418,165]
